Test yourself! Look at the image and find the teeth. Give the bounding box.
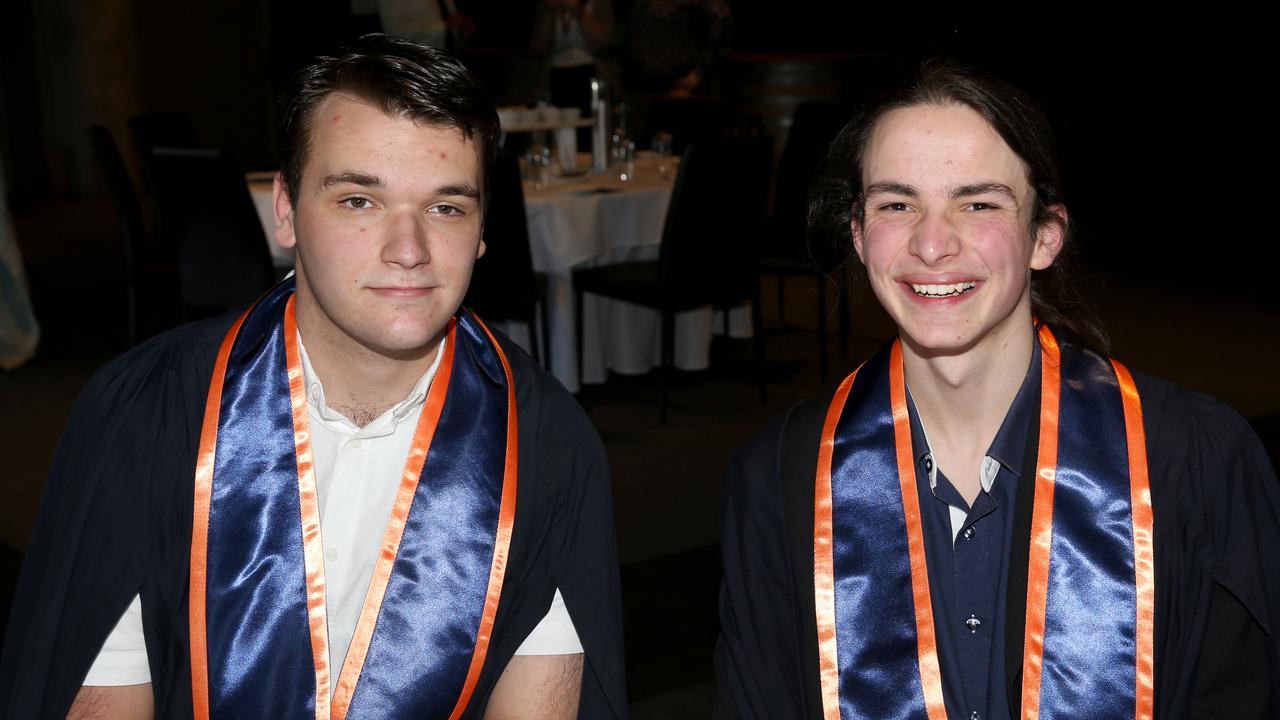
[910,281,976,297]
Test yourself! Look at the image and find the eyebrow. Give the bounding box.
[321,171,384,190]
[950,183,1017,202]
[320,173,480,201]
[435,183,481,200]
[864,181,918,197]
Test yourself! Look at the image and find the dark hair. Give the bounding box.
[279,34,500,207]
[808,58,1108,352]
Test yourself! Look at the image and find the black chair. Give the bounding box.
[645,97,752,154]
[760,101,852,381]
[128,112,200,191]
[466,151,550,366]
[574,135,772,422]
[87,125,178,346]
[148,147,275,316]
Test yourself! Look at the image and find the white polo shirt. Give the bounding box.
[85,334,581,686]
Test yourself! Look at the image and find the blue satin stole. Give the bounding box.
[194,279,516,719]
[820,332,1147,719]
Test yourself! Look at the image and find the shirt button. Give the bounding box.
[971,712,981,720]
[349,438,363,449]
[923,456,934,472]
[325,547,340,562]
[965,614,981,633]
[963,526,975,539]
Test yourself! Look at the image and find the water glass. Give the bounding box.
[615,139,636,182]
[651,132,674,177]
[524,144,551,189]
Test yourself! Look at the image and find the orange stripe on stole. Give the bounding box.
[814,367,859,720]
[1021,325,1062,719]
[887,342,947,720]
[190,307,251,720]
[330,320,459,719]
[446,314,519,720]
[1112,360,1155,720]
[283,299,333,720]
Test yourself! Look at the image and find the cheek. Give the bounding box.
[968,222,1033,270]
[858,223,906,277]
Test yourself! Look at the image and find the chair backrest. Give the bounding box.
[87,125,150,282]
[466,150,538,323]
[768,101,851,260]
[129,112,200,191]
[128,112,199,154]
[148,147,275,312]
[645,97,729,155]
[659,133,773,307]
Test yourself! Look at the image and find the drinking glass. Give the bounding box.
[651,132,674,178]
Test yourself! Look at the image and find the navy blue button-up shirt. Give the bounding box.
[906,349,1039,720]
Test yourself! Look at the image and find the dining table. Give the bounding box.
[246,152,751,393]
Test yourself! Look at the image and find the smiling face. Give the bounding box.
[274,92,485,364]
[852,103,1063,358]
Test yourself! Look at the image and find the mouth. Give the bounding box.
[908,281,976,298]
[368,286,434,298]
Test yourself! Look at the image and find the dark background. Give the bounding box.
[4,5,1270,283]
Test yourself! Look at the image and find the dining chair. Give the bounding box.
[87,125,179,346]
[574,134,772,423]
[148,147,275,317]
[759,101,853,382]
[128,112,200,192]
[644,97,757,154]
[465,150,550,367]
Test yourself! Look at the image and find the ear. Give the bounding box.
[273,174,298,250]
[1030,204,1067,271]
[476,238,487,259]
[850,215,867,265]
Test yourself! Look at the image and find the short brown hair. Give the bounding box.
[279,34,500,207]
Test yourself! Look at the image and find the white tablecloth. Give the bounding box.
[247,156,750,393]
[517,154,749,392]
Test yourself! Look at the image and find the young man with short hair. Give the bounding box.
[1,35,627,719]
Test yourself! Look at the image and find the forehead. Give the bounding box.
[863,103,1029,195]
[302,92,481,184]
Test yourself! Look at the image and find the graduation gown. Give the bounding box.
[716,370,1279,719]
[0,309,628,719]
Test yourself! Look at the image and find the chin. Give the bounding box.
[348,323,445,360]
[894,320,987,357]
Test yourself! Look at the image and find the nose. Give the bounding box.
[380,209,430,269]
[908,211,960,265]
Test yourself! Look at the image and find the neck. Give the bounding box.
[297,314,439,428]
[901,316,1035,459]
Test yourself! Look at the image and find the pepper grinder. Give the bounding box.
[590,78,610,172]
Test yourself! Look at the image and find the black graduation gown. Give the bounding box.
[0,311,629,719]
[716,372,1279,719]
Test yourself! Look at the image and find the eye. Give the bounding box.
[879,202,910,212]
[340,196,374,210]
[431,204,465,217]
[965,201,999,211]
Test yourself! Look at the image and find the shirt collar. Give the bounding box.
[907,339,1041,482]
[297,333,447,433]
[985,346,1040,473]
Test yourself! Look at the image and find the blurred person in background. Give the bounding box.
[0,151,40,370]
